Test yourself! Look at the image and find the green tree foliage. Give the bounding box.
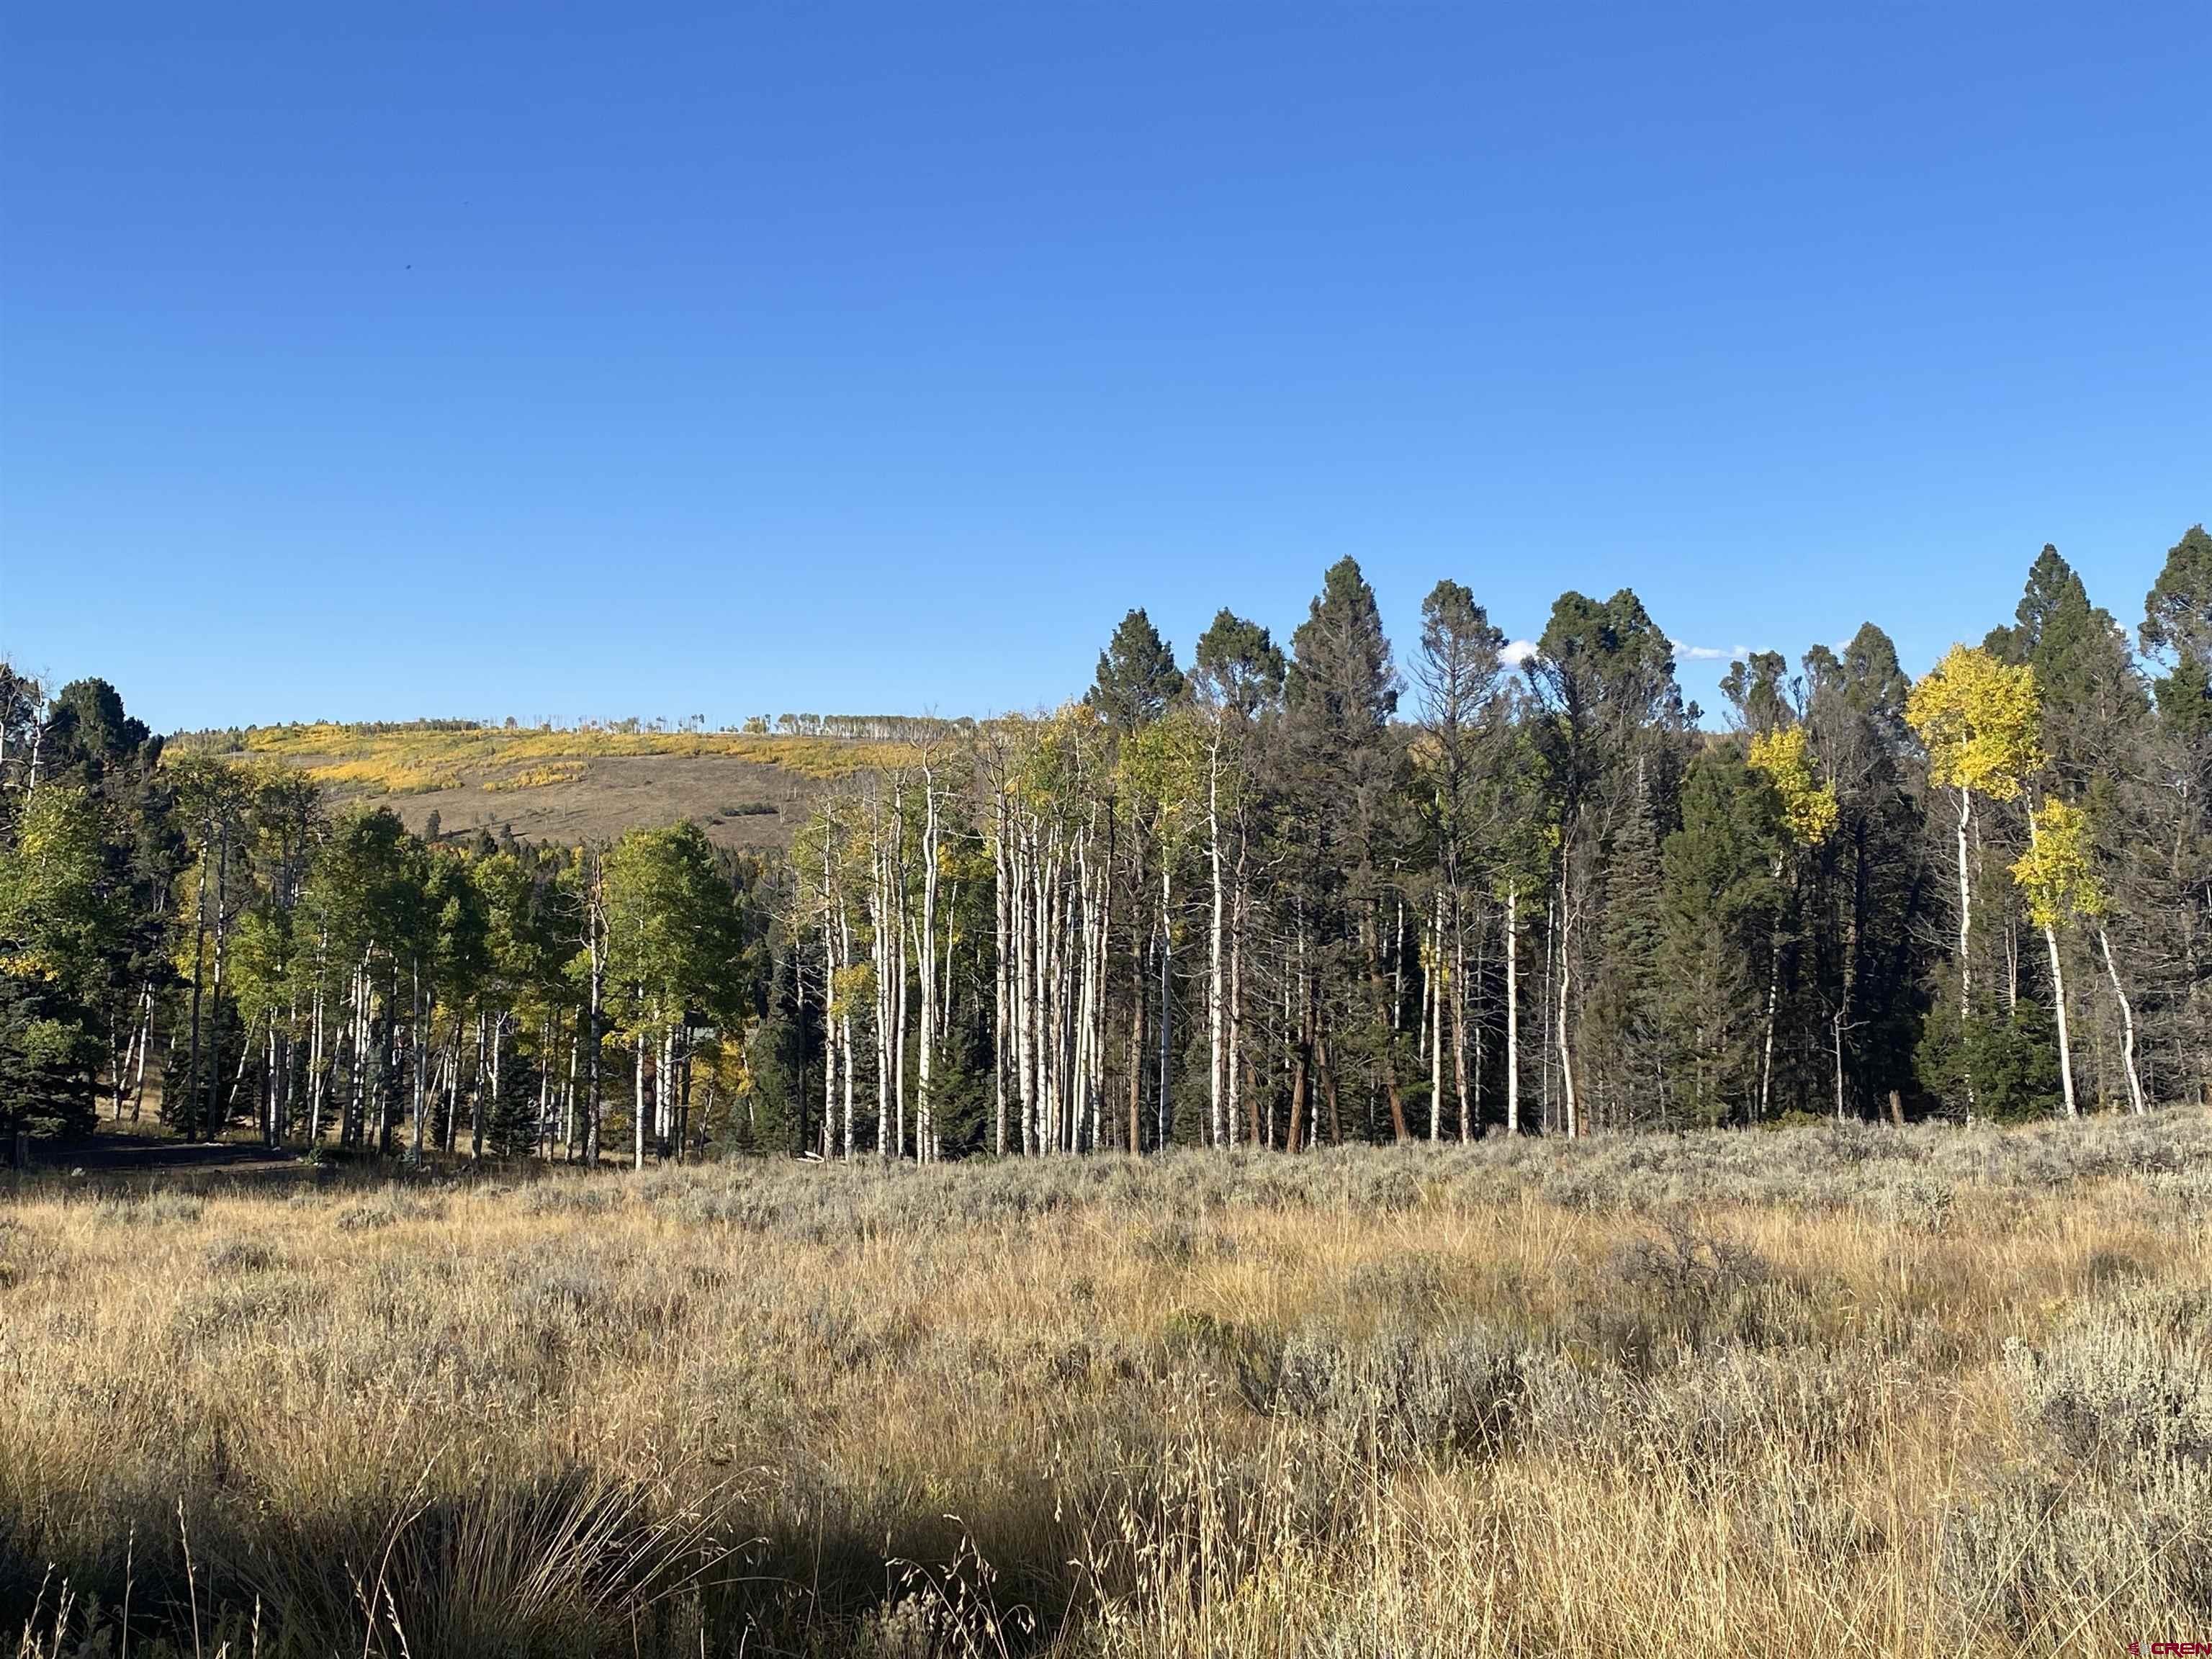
[1658,747,1781,1124]
[14,520,2212,1157]
[1087,608,1186,732]
[1284,557,1410,1139]
[0,786,119,1133]
[2141,524,2212,736]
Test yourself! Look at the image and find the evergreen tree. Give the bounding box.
[0,786,120,1134]
[1658,746,1781,1125]
[1284,557,1408,1141]
[1087,609,1186,732]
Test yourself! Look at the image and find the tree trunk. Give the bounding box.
[204,824,231,1142]
[1454,901,1472,1141]
[1504,885,1520,1136]
[633,1025,647,1172]
[2023,809,2077,1119]
[1428,889,1444,1143]
[1362,906,1411,1143]
[993,795,1010,1157]
[182,847,210,1140]
[1156,862,1174,1149]
[1758,858,1783,1123]
[2099,927,2146,1115]
[1207,740,1226,1151]
[1556,882,1578,1139]
[1953,787,1976,1114]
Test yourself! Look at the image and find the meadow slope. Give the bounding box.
[170,722,921,850]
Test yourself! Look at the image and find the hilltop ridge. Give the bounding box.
[169,717,932,848]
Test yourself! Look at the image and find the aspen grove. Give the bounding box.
[7,531,2212,1156]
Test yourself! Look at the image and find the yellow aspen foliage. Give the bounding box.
[2011,797,2106,930]
[1905,644,2044,801]
[1746,726,1838,847]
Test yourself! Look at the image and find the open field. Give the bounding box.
[171,723,923,850]
[4,1116,2210,1657]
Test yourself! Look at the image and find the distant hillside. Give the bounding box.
[169,720,924,850]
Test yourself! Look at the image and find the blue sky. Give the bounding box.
[4,3,2207,732]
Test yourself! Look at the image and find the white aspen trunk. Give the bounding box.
[564,1024,578,1159]
[584,858,605,1166]
[871,822,896,1160]
[893,809,909,1161]
[308,981,326,1143]
[917,763,939,1163]
[994,804,1010,1156]
[822,932,837,1159]
[1452,905,1472,1141]
[632,1025,647,1171]
[1097,821,1115,1154]
[1062,842,1077,1150]
[1504,885,1519,1136]
[839,1007,855,1159]
[483,1012,502,1160]
[1557,882,1578,1139]
[2098,928,2147,1115]
[1074,835,1097,1154]
[1758,859,1782,1122]
[1039,851,1056,1153]
[1228,869,1245,1148]
[131,981,156,1124]
[2025,808,2078,1119]
[1539,894,1554,1133]
[942,881,959,1048]
[839,899,857,1158]
[1043,841,1064,1152]
[1429,889,1444,1143]
[1832,1010,1848,1121]
[823,826,839,1161]
[1207,734,1226,1150]
[1392,894,1406,1031]
[2046,919,2076,1118]
[539,1013,554,1158]
[1014,828,1036,1156]
[114,983,145,1123]
[1157,861,1173,1149]
[1954,787,1976,1116]
[410,961,426,1158]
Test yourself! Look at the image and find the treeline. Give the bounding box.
[789,526,2212,1156]
[0,676,784,1156]
[4,525,2208,1159]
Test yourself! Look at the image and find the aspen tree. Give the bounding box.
[2013,797,2144,1112]
[1746,725,1838,1117]
[1907,644,2044,1112]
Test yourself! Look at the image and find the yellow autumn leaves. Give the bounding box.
[1905,642,2103,934]
[1905,644,2043,803]
[1746,727,1838,848]
[2011,798,2105,932]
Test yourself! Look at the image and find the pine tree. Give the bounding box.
[1658,747,1781,1125]
[1285,558,1409,1141]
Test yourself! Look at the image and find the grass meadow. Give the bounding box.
[2,1116,2208,1657]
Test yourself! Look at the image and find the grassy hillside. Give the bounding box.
[3,1117,2208,1654]
[172,721,918,848]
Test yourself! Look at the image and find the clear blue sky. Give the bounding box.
[4,3,2207,732]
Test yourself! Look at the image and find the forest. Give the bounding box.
[5,523,2211,1159]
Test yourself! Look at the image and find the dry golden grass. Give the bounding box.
[3,1117,2208,1657]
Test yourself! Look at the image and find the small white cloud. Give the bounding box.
[1501,639,1539,665]
[1671,639,1758,663]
